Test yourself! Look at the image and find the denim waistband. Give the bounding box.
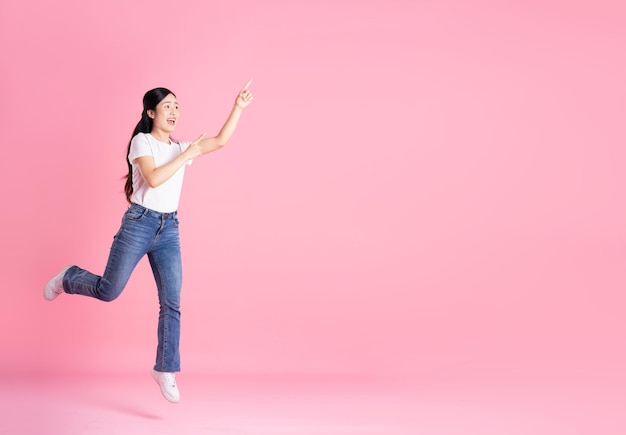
[129,203,178,219]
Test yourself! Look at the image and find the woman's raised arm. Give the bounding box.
[199,79,254,155]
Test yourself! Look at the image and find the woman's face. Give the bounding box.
[149,93,179,135]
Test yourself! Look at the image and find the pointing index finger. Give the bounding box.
[242,78,253,90]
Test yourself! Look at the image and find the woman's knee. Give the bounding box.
[96,283,124,302]
[100,292,121,302]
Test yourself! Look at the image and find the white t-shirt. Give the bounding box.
[128,132,192,213]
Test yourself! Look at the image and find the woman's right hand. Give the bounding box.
[184,133,206,160]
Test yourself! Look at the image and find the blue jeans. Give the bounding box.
[63,203,183,372]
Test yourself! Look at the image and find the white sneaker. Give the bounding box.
[152,369,180,403]
[43,266,71,301]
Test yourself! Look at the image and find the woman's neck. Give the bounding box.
[150,130,171,144]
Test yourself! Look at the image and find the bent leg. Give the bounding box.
[63,211,155,301]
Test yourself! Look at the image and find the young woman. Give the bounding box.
[43,80,254,403]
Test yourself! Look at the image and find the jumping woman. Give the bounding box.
[43,80,254,402]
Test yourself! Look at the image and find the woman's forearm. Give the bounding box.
[136,154,190,188]
[199,104,243,154]
[215,104,244,146]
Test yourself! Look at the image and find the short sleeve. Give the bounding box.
[128,134,152,163]
[178,141,193,166]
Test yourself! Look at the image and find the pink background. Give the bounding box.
[1,0,625,387]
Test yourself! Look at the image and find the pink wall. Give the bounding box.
[1,0,625,379]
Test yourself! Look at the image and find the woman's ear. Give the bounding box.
[147,109,155,119]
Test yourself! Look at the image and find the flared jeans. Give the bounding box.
[62,203,183,372]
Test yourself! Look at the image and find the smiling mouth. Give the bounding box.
[167,118,176,126]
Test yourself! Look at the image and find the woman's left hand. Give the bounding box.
[235,79,254,108]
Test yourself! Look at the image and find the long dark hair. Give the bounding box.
[124,87,176,203]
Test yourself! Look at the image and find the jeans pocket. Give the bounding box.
[124,206,146,221]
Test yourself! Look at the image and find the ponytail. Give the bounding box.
[123,113,153,203]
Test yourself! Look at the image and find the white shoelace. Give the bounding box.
[163,372,176,387]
